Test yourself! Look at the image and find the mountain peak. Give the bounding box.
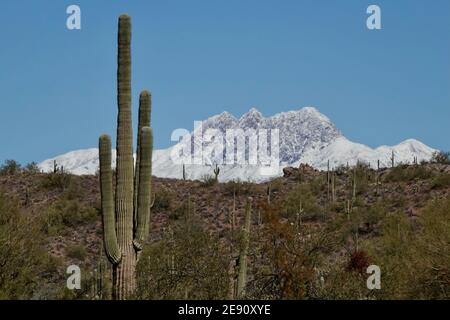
[38,107,437,182]
[238,107,264,128]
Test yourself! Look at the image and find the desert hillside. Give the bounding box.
[0,159,449,299]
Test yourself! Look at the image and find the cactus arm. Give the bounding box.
[133,127,153,251]
[134,90,152,228]
[237,197,252,299]
[99,135,121,265]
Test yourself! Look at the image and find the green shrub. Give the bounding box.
[283,184,323,222]
[430,151,450,164]
[200,174,217,187]
[66,245,87,261]
[431,173,450,189]
[24,162,41,174]
[153,186,174,211]
[0,192,51,299]
[42,199,98,235]
[223,179,254,196]
[136,218,229,299]
[384,165,434,182]
[41,171,72,191]
[0,159,21,176]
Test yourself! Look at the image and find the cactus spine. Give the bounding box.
[237,197,252,299]
[99,14,153,299]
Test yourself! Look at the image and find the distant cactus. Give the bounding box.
[182,163,186,181]
[327,160,330,201]
[331,170,336,203]
[237,197,252,299]
[214,164,220,182]
[346,199,351,221]
[296,200,304,230]
[391,150,395,168]
[98,14,153,300]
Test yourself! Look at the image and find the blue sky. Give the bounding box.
[0,0,449,164]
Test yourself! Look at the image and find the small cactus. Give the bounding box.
[391,150,395,168]
[214,164,220,182]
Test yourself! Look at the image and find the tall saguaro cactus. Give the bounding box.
[99,14,153,300]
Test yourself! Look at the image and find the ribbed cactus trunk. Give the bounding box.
[237,197,252,299]
[115,13,136,300]
[99,14,153,300]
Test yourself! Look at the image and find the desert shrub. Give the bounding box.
[136,217,229,299]
[364,198,450,299]
[283,184,323,222]
[56,256,112,300]
[153,185,174,211]
[310,263,374,300]
[384,165,434,182]
[24,162,41,174]
[0,159,21,176]
[346,250,372,274]
[0,192,52,299]
[349,202,387,235]
[267,179,282,193]
[310,176,326,195]
[199,174,217,187]
[42,199,98,235]
[430,151,450,164]
[66,245,87,261]
[168,196,194,221]
[407,198,450,299]
[223,179,255,196]
[431,173,450,190]
[41,171,72,191]
[249,206,337,299]
[62,180,83,200]
[352,163,372,194]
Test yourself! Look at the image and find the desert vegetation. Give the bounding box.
[0,156,449,299]
[0,14,448,301]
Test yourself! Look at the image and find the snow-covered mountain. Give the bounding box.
[39,107,437,182]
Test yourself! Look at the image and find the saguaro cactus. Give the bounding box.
[391,150,395,168]
[237,197,252,299]
[99,14,153,300]
[214,164,220,182]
